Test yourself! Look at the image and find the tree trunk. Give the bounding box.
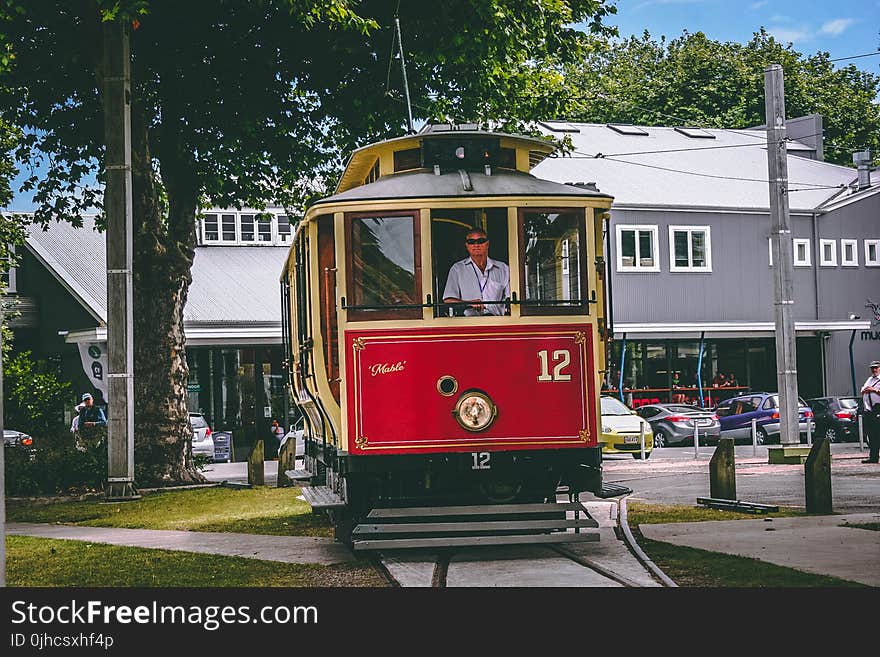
[128,103,204,485]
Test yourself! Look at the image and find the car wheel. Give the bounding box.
[632,451,652,460]
[756,428,768,446]
[654,431,666,448]
[823,425,840,443]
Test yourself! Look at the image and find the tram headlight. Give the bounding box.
[453,390,497,432]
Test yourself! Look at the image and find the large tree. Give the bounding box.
[0,1,617,484]
[564,29,880,166]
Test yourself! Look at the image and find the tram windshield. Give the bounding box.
[520,209,586,315]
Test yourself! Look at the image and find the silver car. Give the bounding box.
[636,404,721,447]
[188,413,215,460]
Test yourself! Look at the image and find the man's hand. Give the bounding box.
[468,299,484,311]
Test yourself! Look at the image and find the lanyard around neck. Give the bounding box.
[470,261,489,295]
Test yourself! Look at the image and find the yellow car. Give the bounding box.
[600,396,654,459]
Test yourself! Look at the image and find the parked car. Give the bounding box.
[714,393,814,444]
[805,396,860,443]
[635,403,721,447]
[600,396,654,459]
[3,429,33,448]
[188,412,215,460]
[279,416,305,459]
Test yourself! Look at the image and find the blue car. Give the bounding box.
[714,392,815,444]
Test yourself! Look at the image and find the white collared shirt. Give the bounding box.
[442,256,511,316]
[863,374,880,411]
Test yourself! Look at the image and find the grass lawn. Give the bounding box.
[6,536,387,587]
[626,501,865,587]
[7,486,332,537]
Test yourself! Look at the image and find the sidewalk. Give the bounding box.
[639,512,880,587]
[6,523,355,566]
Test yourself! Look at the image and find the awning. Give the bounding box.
[613,320,871,339]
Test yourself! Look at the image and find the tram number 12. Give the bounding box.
[471,452,491,470]
[537,349,572,382]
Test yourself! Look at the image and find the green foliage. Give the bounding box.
[565,29,880,166]
[4,429,107,496]
[3,350,73,436]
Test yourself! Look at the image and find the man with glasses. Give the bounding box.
[860,359,880,463]
[443,228,510,316]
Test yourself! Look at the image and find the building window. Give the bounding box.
[257,217,272,242]
[841,239,858,266]
[221,214,237,242]
[616,225,659,272]
[669,226,711,272]
[793,239,811,267]
[203,214,220,242]
[240,214,256,242]
[277,215,292,244]
[819,239,837,267]
[866,239,880,267]
[1,246,15,293]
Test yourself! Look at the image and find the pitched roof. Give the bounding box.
[25,217,287,328]
[532,122,864,212]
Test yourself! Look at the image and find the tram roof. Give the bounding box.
[309,168,612,213]
[335,127,558,194]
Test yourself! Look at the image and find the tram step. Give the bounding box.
[594,483,633,498]
[300,485,346,510]
[283,469,313,481]
[353,532,599,551]
[353,518,599,537]
[366,501,589,519]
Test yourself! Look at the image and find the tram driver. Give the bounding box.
[442,228,510,316]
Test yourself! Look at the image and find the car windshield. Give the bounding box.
[766,395,808,408]
[838,398,859,409]
[601,397,633,415]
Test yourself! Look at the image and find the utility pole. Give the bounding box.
[765,64,800,446]
[103,19,138,500]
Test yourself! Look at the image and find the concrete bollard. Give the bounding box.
[751,418,758,457]
[248,439,265,487]
[639,422,646,461]
[277,435,296,488]
[693,420,700,459]
[709,437,736,500]
[858,414,865,451]
[804,437,832,515]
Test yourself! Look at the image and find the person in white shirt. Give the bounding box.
[860,359,880,463]
[442,228,510,317]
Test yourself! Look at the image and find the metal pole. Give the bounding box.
[1,291,5,586]
[394,17,414,134]
[619,333,627,404]
[103,20,137,500]
[752,417,758,457]
[765,64,800,446]
[697,331,705,408]
[859,414,865,451]
[849,330,858,396]
[639,421,645,461]
[693,418,700,459]
[806,414,812,445]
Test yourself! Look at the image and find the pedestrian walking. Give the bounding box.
[860,360,880,464]
[271,418,285,459]
[73,392,107,451]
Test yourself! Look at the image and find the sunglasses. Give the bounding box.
[466,237,488,245]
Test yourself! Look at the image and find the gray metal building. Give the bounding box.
[534,118,878,404]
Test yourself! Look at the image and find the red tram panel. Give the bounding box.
[344,324,599,455]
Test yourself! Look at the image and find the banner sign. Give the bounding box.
[77,341,109,402]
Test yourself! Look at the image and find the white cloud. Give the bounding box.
[767,25,813,44]
[819,18,855,36]
[750,1,768,8]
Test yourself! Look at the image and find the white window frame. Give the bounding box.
[202,213,221,243]
[668,225,712,272]
[615,225,659,272]
[276,214,293,245]
[819,239,837,267]
[866,239,880,267]
[793,238,811,267]
[841,239,858,267]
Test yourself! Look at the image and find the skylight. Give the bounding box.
[675,127,716,139]
[607,124,649,136]
[538,121,581,133]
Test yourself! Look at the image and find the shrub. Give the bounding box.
[4,350,73,437]
[4,428,107,496]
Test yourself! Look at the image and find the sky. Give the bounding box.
[601,0,880,76]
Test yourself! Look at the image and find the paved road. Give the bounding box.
[601,443,879,513]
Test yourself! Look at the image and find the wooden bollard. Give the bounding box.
[277,435,296,488]
[709,437,736,500]
[248,439,265,487]
[805,437,832,514]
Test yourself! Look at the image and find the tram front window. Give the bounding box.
[347,212,421,320]
[520,210,587,315]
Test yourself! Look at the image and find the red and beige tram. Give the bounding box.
[281,124,614,542]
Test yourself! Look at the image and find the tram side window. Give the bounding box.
[347,212,421,320]
[431,208,509,318]
[520,209,587,316]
